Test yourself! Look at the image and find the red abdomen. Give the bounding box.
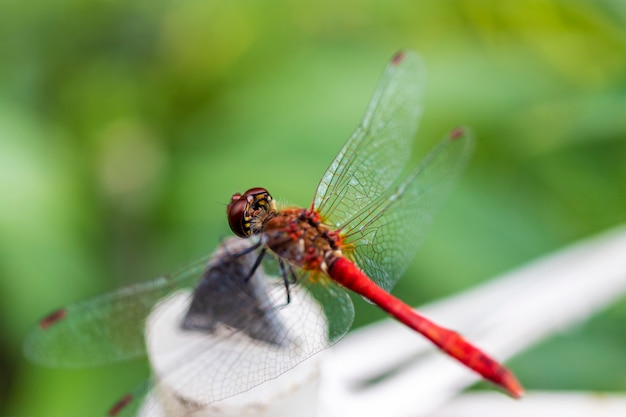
[328,256,523,398]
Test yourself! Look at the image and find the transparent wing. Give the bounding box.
[343,128,475,291]
[313,50,425,227]
[23,254,213,367]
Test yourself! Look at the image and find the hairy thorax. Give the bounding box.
[263,208,343,273]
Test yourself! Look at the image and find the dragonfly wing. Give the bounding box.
[313,50,425,228]
[343,128,475,291]
[23,254,213,367]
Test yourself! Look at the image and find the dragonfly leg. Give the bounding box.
[220,237,262,260]
[218,237,268,283]
[276,262,299,306]
[277,260,292,305]
[287,264,299,285]
[244,246,267,283]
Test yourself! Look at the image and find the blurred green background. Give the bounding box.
[1,0,626,415]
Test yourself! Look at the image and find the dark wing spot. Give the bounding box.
[108,393,133,417]
[39,308,67,330]
[449,127,466,140]
[391,51,405,66]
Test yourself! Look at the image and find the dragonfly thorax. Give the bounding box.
[263,208,344,274]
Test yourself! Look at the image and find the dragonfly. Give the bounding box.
[24,50,522,416]
[225,50,522,398]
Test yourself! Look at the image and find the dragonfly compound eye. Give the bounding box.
[227,187,273,238]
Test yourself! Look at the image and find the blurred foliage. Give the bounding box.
[1,0,625,415]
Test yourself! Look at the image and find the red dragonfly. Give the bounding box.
[226,51,522,398]
[24,50,522,416]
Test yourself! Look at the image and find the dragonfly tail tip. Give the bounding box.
[500,371,525,399]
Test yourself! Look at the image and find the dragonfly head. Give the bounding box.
[227,187,276,237]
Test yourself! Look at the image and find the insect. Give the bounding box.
[226,50,522,398]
